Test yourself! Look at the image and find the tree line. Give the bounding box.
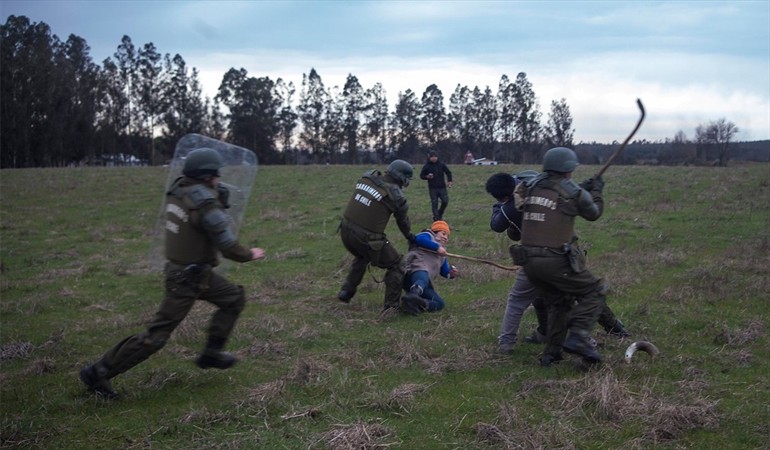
[2,15,755,169]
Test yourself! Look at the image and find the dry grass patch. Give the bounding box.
[474,418,578,450]
[362,382,431,413]
[0,341,34,362]
[713,319,764,346]
[246,379,285,402]
[518,366,720,445]
[247,340,289,359]
[314,420,397,450]
[178,407,239,426]
[287,357,333,385]
[22,358,55,375]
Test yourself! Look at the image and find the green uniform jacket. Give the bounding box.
[165,177,252,266]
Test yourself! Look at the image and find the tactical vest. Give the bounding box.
[165,179,219,265]
[520,176,579,248]
[343,171,395,233]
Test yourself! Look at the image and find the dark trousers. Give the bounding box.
[95,263,245,379]
[429,187,449,220]
[340,224,404,309]
[523,255,603,357]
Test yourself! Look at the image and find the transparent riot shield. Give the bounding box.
[148,134,258,274]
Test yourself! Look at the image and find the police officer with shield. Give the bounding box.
[79,148,265,399]
[337,160,417,315]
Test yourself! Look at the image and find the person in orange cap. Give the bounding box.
[401,220,459,314]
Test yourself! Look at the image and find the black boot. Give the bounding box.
[196,336,237,370]
[563,330,602,363]
[524,329,547,344]
[79,365,118,399]
[605,319,630,338]
[337,288,355,303]
[539,352,564,367]
[400,292,427,315]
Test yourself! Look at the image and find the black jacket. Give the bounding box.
[419,160,453,189]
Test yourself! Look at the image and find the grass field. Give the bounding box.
[1,162,769,449]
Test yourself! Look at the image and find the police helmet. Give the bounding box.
[183,148,224,180]
[542,147,579,172]
[386,159,414,187]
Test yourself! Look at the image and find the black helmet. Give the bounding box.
[485,173,515,200]
[542,147,579,172]
[386,159,414,187]
[183,148,224,179]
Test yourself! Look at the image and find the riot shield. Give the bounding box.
[148,134,258,273]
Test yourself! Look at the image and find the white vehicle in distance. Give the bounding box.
[472,157,498,166]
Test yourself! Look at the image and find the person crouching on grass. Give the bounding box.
[401,220,459,314]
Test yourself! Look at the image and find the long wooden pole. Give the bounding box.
[445,252,519,271]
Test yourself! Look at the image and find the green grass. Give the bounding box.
[1,163,769,449]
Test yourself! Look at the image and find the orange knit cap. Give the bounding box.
[431,220,450,236]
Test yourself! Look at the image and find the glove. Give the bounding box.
[580,175,604,193]
[216,184,231,209]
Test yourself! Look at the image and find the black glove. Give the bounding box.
[580,175,604,193]
[216,184,231,209]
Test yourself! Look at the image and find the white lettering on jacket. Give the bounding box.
[524,196,557,210]
[165,220,180,234]
[166,204,189,222]
[354,193,371,206]
[524,212,546,222]
[355,183,383,201]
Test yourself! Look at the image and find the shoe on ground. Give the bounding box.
[524,330,547,344]
[196,351,237,369]
[562,331,602,363]
[79,365,117,399]
[337,289,355,303]
[539,353,564,367]
[497,343,516,354]
[605,320,630,338]
[400,293,428,315]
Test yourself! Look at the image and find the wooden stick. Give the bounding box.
[445,252,519,271]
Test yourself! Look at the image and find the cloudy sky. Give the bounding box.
[3,0,769,143]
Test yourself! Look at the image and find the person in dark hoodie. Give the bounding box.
[419,151,453,221]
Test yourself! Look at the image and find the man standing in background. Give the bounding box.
[420,151,453,221]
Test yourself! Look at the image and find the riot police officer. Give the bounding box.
[79,148,265,399]
[338,160,416,314]
[516,147,610,365]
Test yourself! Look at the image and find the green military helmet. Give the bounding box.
[183,148,224,179]
[387,159,414,187]
[542,147,579,173]
[513,169,539,184]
